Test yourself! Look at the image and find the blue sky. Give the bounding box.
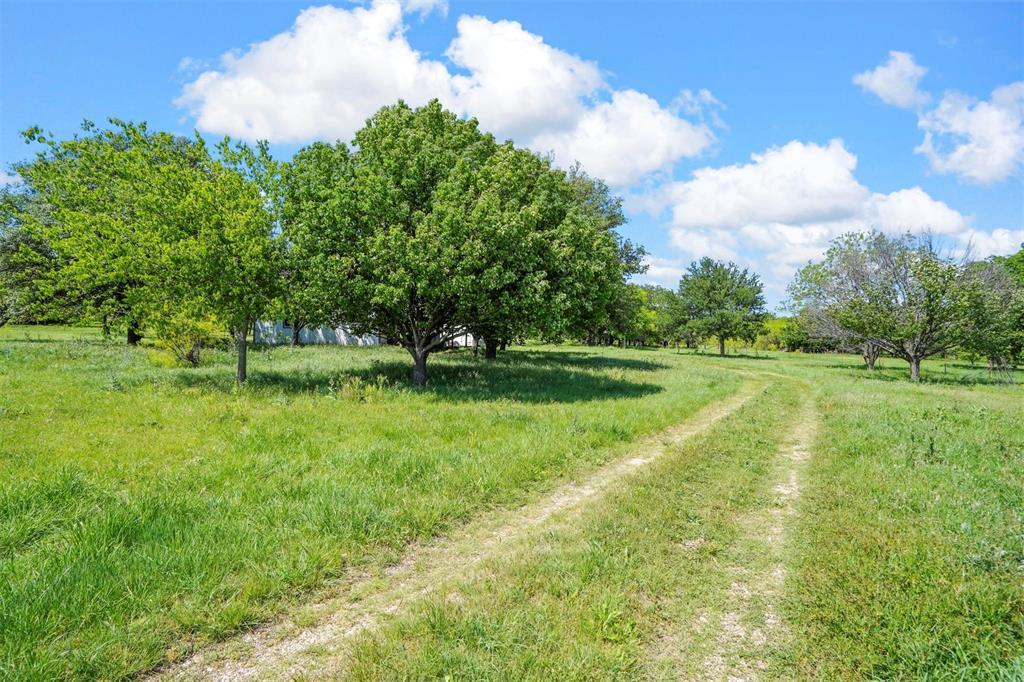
[3,0,1022,306]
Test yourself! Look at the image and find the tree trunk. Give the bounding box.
[410,348,428,387]
[291,322,303,347]
[482,337,497,360]
[718,336,726,357]
[909,357,921,382]
[234,325,248,383]
[126,321,143,346]
[863,341,878,370]
[499,339,507,351]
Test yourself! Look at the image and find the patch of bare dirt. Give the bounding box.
[696,398,818,682]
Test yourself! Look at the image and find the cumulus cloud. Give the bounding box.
[661,139,870,230]
[176,0,713,186]
[446,15,603,141]
[643,139,1009,300]
[853,51,929,109]
[641,255,687,287]
[531,90,714,186]
[915,82,1024,184]
[399,0,447,17]
[176,2,453,143]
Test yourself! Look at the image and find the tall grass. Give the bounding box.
[0,336,738,680]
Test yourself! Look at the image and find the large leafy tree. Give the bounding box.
[790,231,964,381]
[17,120,280,382]
[15,121,207,342]
[285,100,623,386]
[677,257,766,356]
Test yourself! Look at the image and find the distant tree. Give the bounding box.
[0,188,64,326]
[955,259,1024,370]
[557,167,642,346]
[642,284,682,346]
[677,257,766,356]
[777,312,840,353]
[994,244,1024,284]
[790,231,964,382]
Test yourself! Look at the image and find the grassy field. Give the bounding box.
[1,326,1021,680]
[0,327,739,679]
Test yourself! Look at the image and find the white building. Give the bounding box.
[254,321,477,348]
[254,321,379,346]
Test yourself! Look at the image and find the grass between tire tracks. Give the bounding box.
[0,334,739,680]
[330,381,801,680]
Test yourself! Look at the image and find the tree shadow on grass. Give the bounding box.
[821,362,1020,387]
[685,351,777,361]
[504,350,670,372]
[166,352,665,404]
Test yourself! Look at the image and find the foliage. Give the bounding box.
[148,304,225,366]
[284,100,624,385]
[790,231,966,380]
[954,259,1024,370]
[677,257,766,356]
[15,120,280,381]
[994,244,1024,284]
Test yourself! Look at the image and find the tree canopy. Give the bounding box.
[13,120,281,381]
[677,257,766,356]
[284,100,627,385]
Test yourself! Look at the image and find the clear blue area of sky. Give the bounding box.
[2,1,1021,304]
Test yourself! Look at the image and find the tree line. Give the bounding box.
[787,231,1024,381]
[0,102,654,386]
[2,100,1018,385]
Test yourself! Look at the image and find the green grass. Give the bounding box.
[0,335,739,680]
[0,324,105,342]
[782,366,1024,680]
[343,381,800,680]
[338,351,1024,680]
[2,330,1022,680]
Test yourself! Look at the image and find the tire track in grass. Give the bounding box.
[696,394,818,681]
[151,381,765,682]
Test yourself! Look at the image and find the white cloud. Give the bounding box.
[956,228,1024,257]
[645,138,1006,301]
[915,82,1024,184]
[176,0,712,186]
[661,139,870,230]
[446,15,603,141]
[853,51,929,109]
[175,1,453,143]
[399,0,447,17]
[531,90,714,186]
[640,255,686,287]
[0,171,21,186]
[673,88,726,129]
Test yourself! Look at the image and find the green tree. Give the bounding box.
[0,187,64,326]
[285,100,623,385]
[640,284,683,347]
[168,151,282,382]
[994,244,1024,284]
[17,120,281,382]
[677,257,766,356]
[15,120,208,342]
[790,231,964,382]
[955,259,1024,370]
